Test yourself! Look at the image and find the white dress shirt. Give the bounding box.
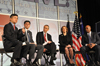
[87,31,91,37]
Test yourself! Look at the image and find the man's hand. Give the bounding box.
[87,44,92,48]
[43,48,47,52]
[87,43,96,49]
[30,42,37,46]
[91,43,96,48]
[22,28,25,33]
[30,42,35,44]
[47,41,52,44]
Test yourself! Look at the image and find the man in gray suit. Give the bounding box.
[80,25,100,66]
[18,20,44,66]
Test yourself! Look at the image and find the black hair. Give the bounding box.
[10,14,18,18]
[24,20,31,24]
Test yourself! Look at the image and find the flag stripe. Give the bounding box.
[72,15,85,66]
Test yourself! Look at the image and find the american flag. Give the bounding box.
[72,15,85,66]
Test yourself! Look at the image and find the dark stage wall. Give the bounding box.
[78,0,100,32]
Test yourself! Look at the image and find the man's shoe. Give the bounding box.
[33,61,41,66]
[51,56,56,60]
[24,60,33,66]
[13,59,23,66]
[32,64,37,66]
[11,58,23,66]
[85,62,89,66]
[96,61,100,66]
[49,61,55,65]
[10,63,15,66]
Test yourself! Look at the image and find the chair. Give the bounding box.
[59,45,72,66]
[87,50,96,66]
[0,35,14,66]
[42,51,51,66]
[42,49,58,66]
[75,50,96,66]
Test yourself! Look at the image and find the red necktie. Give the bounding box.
[44,33,47,42]
[14,24,15,30]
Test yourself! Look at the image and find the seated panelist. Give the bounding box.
[18,20,44,66]
[59,26,74,64]
[36,25,56,65]
[4,14,29,66]
[80,25,100,66]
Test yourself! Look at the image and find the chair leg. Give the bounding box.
[88,54,96,66]
[43,54,48,65]
[38,59,41,65]
[60,54,63,66]
[47,56,50,66]
[1,53,3,66]
[64,54,69,64]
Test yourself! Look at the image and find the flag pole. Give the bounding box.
[74,0,78,18]
[12,0,15,14]
[76,0,78,18]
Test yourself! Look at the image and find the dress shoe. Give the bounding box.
[13,59,23,66]
[96,61,100,66]
[11,58,23,66]
[70,64,75,66]
[49,61,55,65]
[33,61,41,66]
[24,60,33,66]
[85,62,90,66]
[85,60,91,66]
[10,63,15,66]
[51,56,56,60]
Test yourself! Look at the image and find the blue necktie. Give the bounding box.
[88,34,92,43]
[27,31,31,42]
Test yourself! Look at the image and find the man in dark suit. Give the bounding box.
[80,25,100,66]
[36,25,56,65]
[18,20,44,66]
[3,14,29,66]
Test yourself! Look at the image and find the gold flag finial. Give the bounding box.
[74,11,78,14]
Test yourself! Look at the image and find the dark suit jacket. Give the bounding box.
[82,32,100,46]
[59,33,72,47]
[18,29,34,44]
[36,31,52,45]
[3,22,23,51]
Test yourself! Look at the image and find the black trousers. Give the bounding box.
[7,42,34,60]
[44,42,56,55]
[11,41,23,59]
[80,45,100,62]
[6,41,29,62]
[21,44,35,59]
[21,44,44,60]
[35,45,44,59]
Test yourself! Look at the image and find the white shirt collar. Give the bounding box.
[25,28,28,31]
[43,31,47,35]
[25,28,29,34]
[87,31,91,36]
[10,22,16,26]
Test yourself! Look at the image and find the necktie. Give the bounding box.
[14,24,15,30]
[27,31,31,42]
[88,34,92,43]
[44,33,47,42]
